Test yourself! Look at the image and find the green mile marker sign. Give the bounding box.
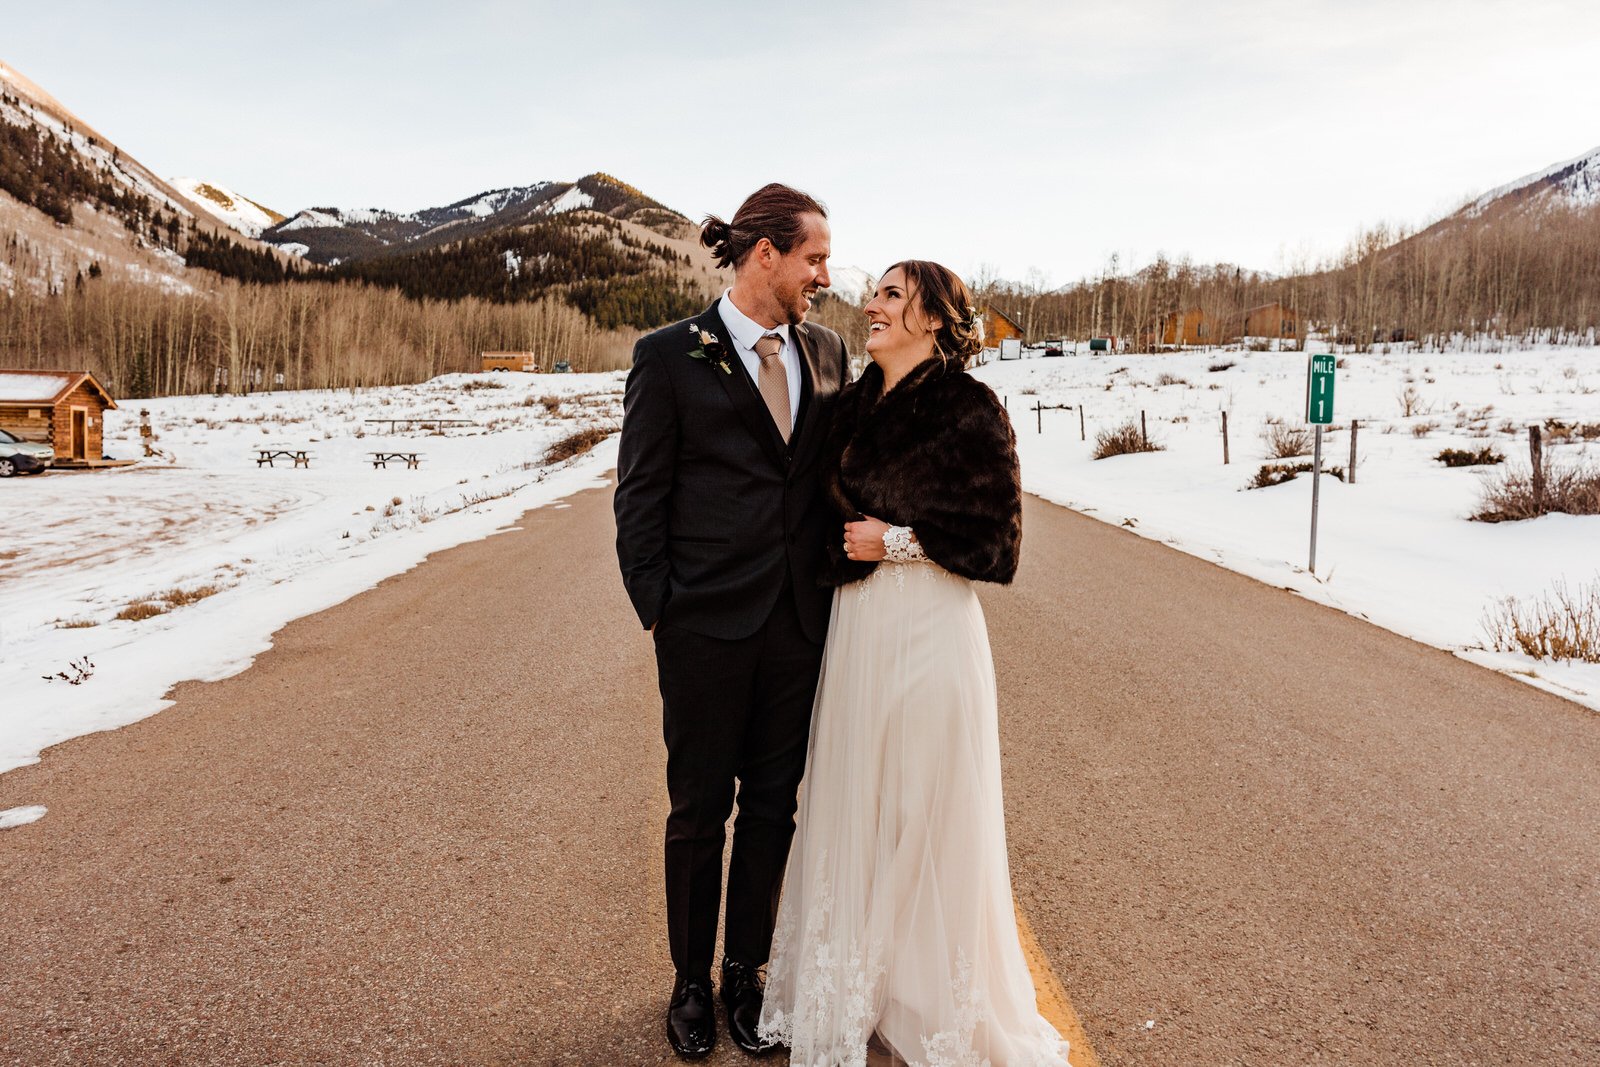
[1305,354,1336,424]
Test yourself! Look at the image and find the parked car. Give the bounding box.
[0,428,54,476]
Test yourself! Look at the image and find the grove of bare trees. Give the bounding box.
[0,277,639,397]
[977,203,1600,352]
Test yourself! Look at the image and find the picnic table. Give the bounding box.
[363,417,476,434]
[255,447,314,468]
[368,450,425,469]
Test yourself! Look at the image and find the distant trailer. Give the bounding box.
[999,338,1023,361]
[481,351,539,373]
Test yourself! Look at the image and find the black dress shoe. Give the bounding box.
[721,959,777,1056]
[667,974,716,1059]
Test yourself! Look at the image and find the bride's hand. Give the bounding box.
[843,516,891,561]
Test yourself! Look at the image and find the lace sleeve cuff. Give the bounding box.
[882,525,927,563]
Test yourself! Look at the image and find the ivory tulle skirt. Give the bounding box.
[758,560,1070,1067]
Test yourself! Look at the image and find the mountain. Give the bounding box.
[260,172,694,265]
[170,177,285,238]
[0,58,294,295]
[1464,145,1600,216]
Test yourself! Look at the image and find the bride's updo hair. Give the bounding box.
[701,183,828,270]
[884,260,985,369]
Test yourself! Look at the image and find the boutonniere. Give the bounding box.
[687,323,734,375]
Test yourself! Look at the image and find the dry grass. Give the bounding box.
[1472,459,1600,522]
[1411,420,1441,437]
[53,618,99,629]
[161,585,222,607]
[1091,419,1164,460]
[115,584,224,622]
[1483,578,1600,663]
[545,425,615,463]
[115,602,169,622]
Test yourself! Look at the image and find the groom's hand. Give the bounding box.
[843,517,890,561]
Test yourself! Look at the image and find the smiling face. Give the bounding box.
[863,266,941,362]
[765,212,832,325]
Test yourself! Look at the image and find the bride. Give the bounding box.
[757,261,1069,1067]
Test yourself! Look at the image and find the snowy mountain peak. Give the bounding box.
[169,177,285,238]
[826,265,876,305]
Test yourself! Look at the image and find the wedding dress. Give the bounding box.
[758,554,1070,1067]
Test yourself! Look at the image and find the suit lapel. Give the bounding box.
[692,302,787,467]
[789,323,827,467]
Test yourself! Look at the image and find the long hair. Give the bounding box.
[700,183,827,270]
[882,259,984,369]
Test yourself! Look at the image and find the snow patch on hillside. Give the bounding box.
[543,186,595,214]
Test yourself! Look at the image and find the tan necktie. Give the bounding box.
[753,333,791,443]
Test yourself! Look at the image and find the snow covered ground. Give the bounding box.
[972,345,1600,711]
[1,372,623,783]
[4,346,1596,817]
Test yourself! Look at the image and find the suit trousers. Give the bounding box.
[653,579,824,979]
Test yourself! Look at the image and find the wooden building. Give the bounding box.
[981,306,1025,348]
[1235,302,1302,341]
[1156,308,1218,346]
[0,369,117,462]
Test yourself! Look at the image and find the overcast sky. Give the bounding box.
[7,0,1598,285]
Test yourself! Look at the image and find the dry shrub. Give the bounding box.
[1411,420,1440,437]
[1436,447,1503,467]
[1248,462,1346,489]
[1156,372,1189,387]
[461,379,506,392]
[1091,419,1163,460]
[115,602,169,622]
[1483,579,1600,662]
[1207,360,1235,372]
[545,425,615,463]
[1472,459,1600,522]
[1262,422,1313,458]
[1398,385,1428,417]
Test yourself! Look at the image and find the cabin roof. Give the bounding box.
[0,370,118,408]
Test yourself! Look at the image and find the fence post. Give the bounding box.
[1349,418,1359,483]
[1079,405,1086,441]
[1529,425,1544,510]
[1221,410,1230,465]
[1140,410,1148,448]
[1036,400,1042,434]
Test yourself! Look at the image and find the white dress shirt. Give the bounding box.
[718,289,802,427]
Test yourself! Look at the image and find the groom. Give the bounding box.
[614,183,849,1058]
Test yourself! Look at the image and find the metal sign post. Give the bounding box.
[1305,354,1336,572]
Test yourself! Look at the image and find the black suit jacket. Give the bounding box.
[614,299,850,642]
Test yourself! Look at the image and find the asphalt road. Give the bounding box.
[1,483,1595,1066]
